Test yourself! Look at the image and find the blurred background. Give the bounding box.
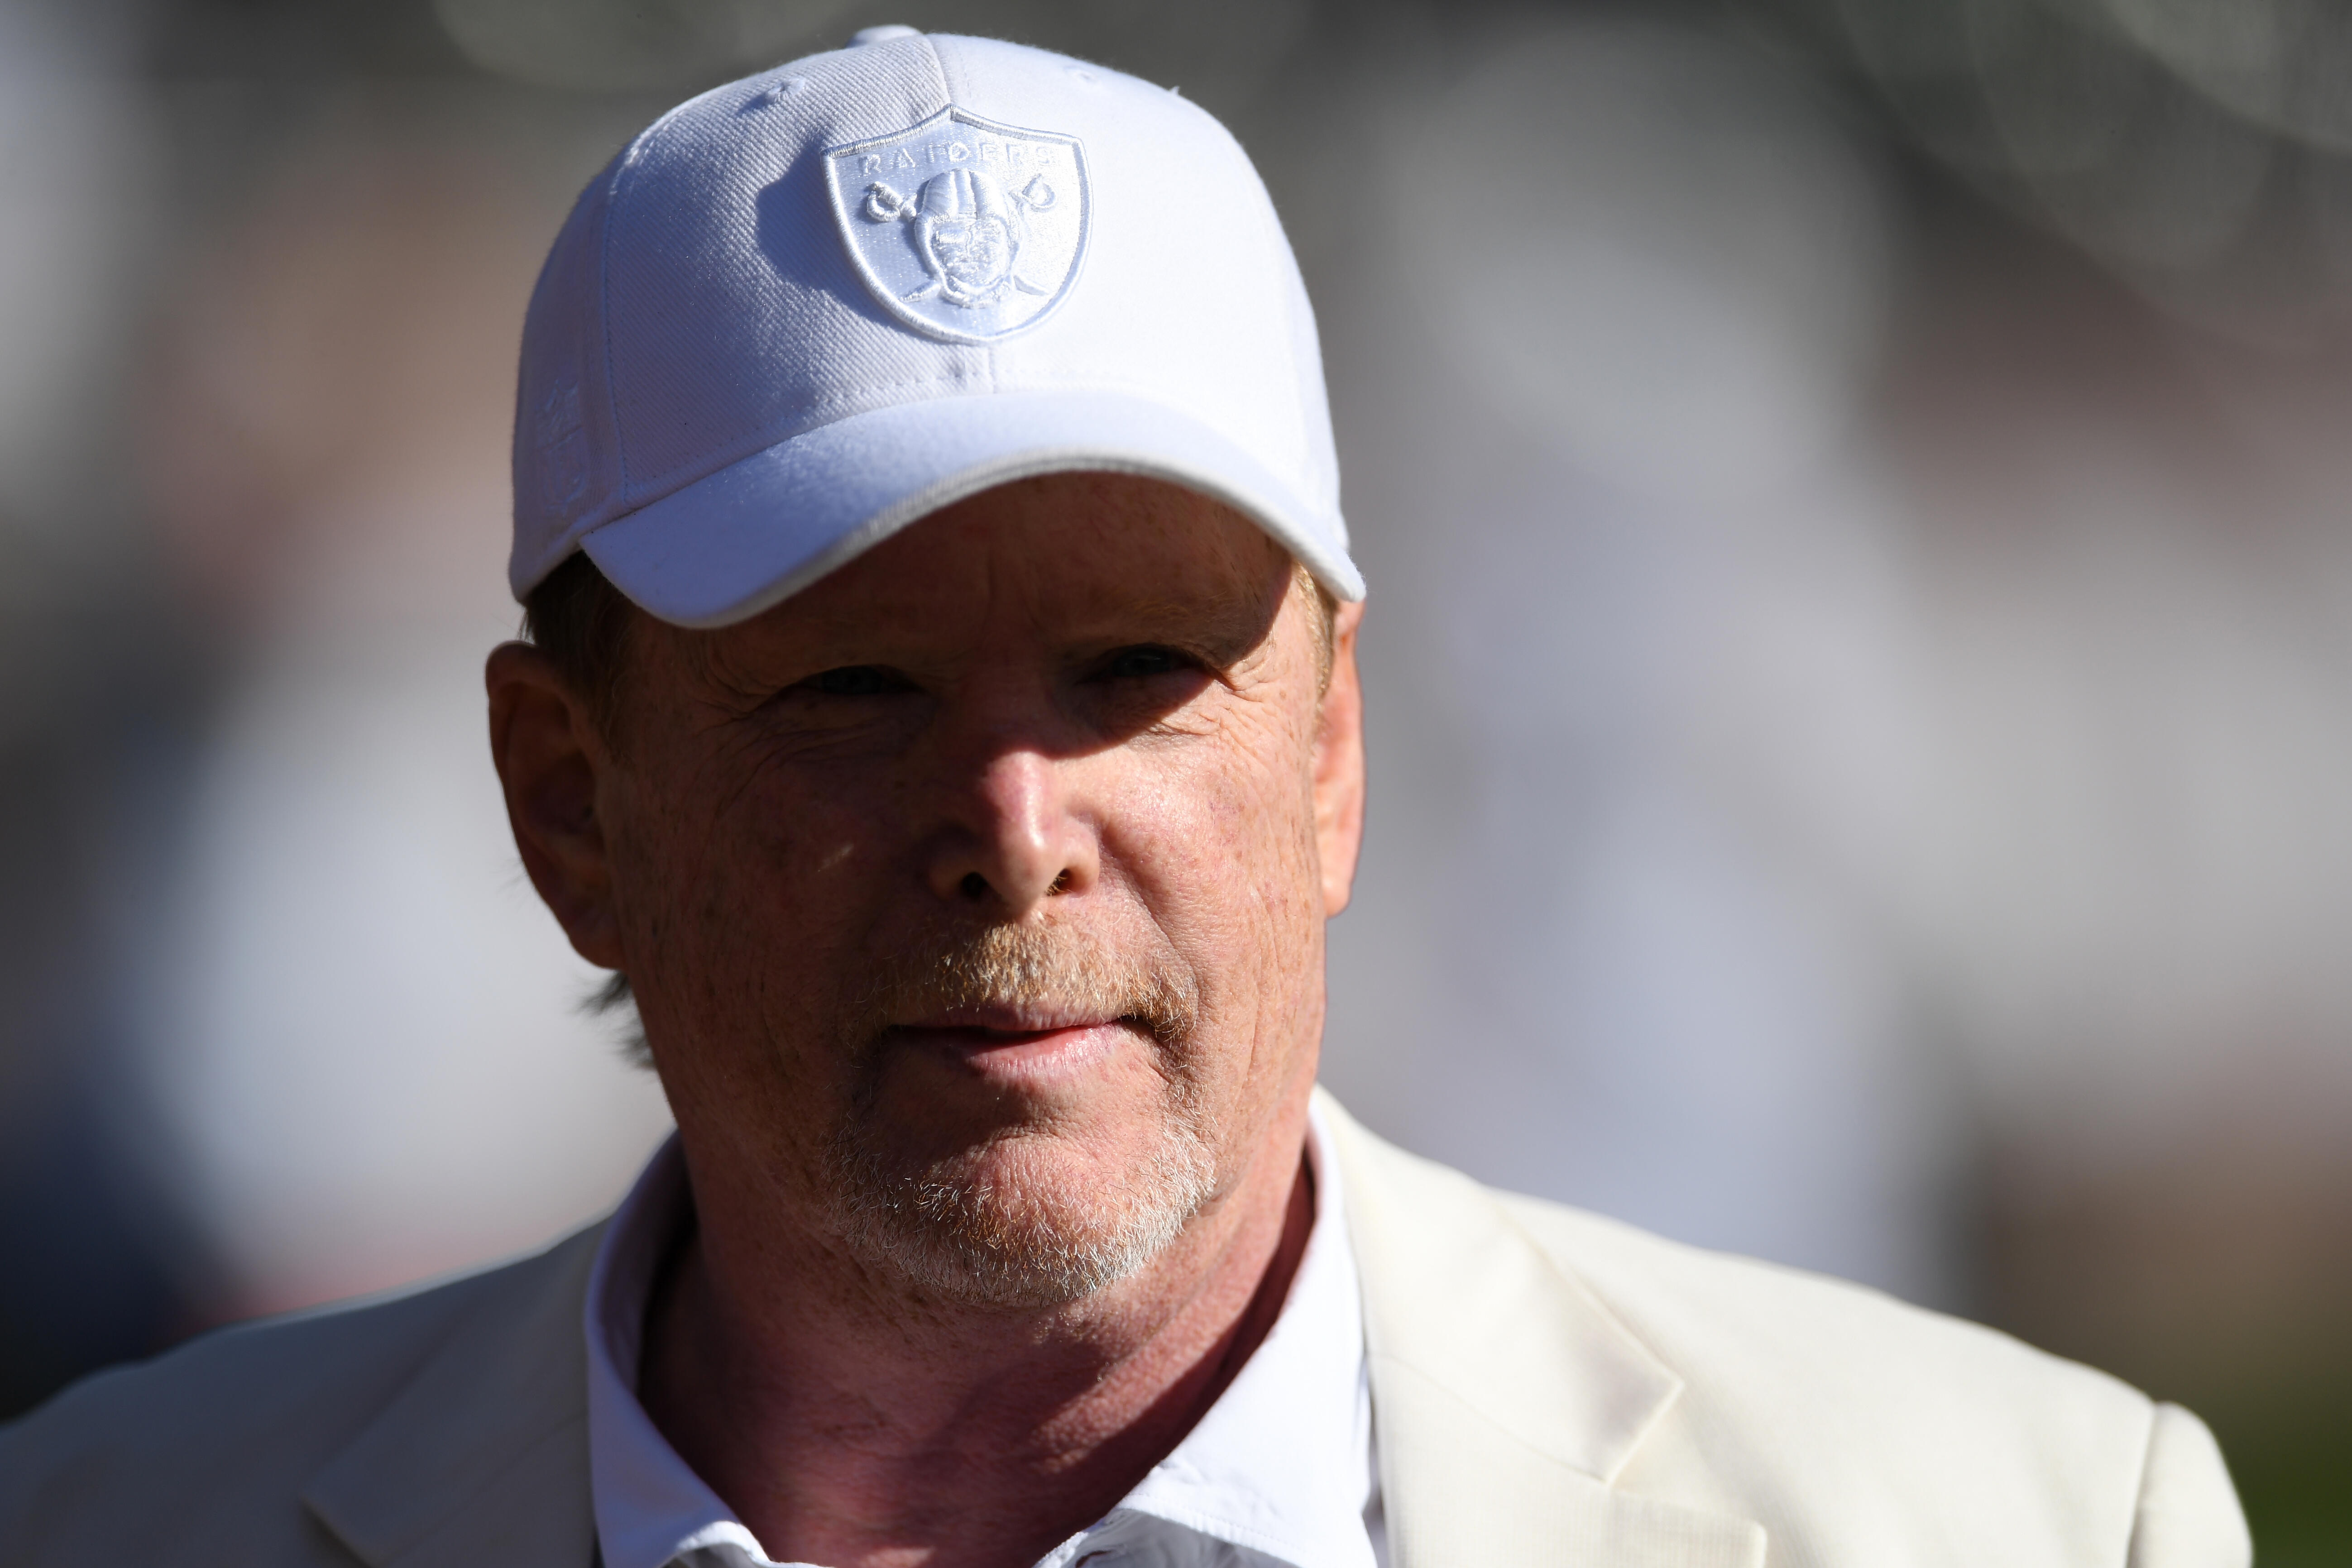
[0,0,2345,1554]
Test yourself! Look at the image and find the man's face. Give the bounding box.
[547,475,1362,1306]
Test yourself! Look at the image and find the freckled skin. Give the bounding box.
[487,474,1366,1568]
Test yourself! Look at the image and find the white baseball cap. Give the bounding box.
[509,28,1361,629]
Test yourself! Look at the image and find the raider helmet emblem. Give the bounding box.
[824,108,1090,343]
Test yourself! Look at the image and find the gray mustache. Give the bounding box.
[843,922,1202,1053]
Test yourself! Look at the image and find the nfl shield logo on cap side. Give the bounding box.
[824,108,1090,344]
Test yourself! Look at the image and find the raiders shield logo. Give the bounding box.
[824,108,1091,343]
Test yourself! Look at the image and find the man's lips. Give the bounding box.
[894,1002,1121,1035]
[881,1006,1139,1073]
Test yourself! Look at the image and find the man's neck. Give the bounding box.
[637,1126,1317,1568]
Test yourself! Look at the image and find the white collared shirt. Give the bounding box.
[584,1104,1386,1568]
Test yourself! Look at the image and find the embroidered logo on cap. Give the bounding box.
[824,108,1089,343]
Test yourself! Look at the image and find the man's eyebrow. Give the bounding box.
[1089,588,1284,664]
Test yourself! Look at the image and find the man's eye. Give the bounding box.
[801,665,909,697]
[1100,646,1190,680]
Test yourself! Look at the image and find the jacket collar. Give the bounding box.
[1317,1090,1767,1568]
[301,1226,606,1568]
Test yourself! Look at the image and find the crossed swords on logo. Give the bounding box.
[861,168,1060,307]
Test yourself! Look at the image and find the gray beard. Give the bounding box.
[827,1115,1218,1309]
[819,921,1217,1309]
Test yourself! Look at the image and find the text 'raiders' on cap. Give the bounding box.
[511,28,1360,629]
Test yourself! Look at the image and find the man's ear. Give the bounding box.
[1313,599,1367,918]
[485,642,627,970]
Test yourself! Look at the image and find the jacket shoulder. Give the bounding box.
[1316,1092,2247,1567]
[0,1225,603,1567]
[1497,1184,2140,1424]
[1494,1186,2248,1566]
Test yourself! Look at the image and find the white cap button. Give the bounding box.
[848,25,920,46]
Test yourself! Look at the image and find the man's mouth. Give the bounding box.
[882,1005,1139,1075]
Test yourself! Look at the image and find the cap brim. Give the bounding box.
[578,390,1363,630]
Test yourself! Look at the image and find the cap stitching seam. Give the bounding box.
[918,35,1006,395]
[597,150,641,497]
[599,93,706,500]
[1226,128,1314,494]
[597,155,644,496]
[918,31,956,108]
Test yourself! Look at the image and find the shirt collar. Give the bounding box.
[584,1103,1377,1568]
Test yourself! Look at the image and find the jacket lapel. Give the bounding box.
[1320,1091,1766,1568]
[301,1225,606,1568]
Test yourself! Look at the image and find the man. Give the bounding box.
[1,29,2249,1568]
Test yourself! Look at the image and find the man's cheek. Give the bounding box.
[1133,762,1308,974]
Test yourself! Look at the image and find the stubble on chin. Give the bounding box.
[821,922,1217,1310]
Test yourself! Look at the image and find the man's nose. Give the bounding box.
[921,747,1098,918]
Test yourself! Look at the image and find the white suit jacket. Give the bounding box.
[0,1093,2248,1567]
